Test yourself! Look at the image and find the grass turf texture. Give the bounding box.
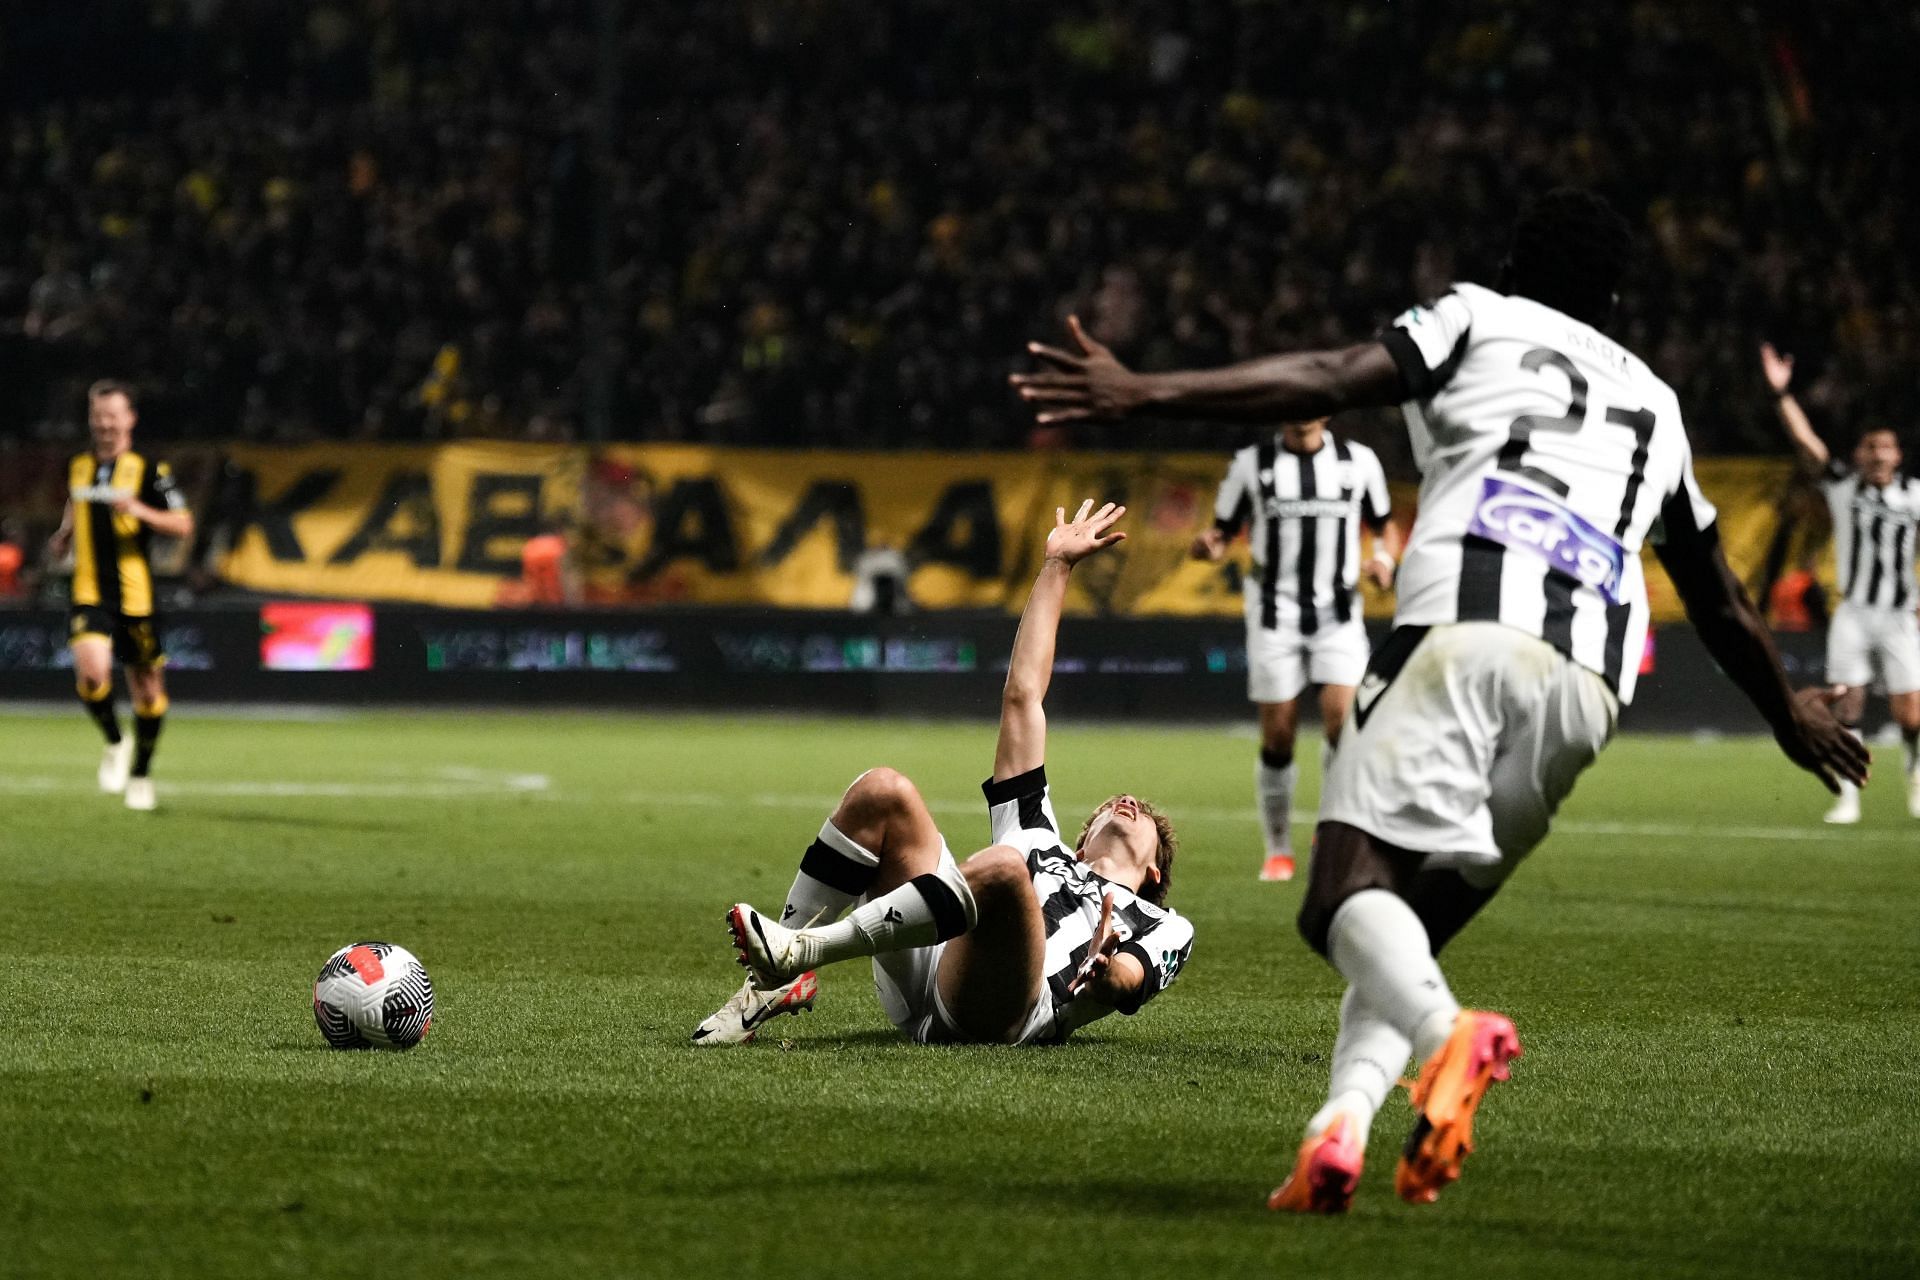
[1,709,1916,1280]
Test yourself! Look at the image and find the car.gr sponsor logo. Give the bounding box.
[1262,496,1350,519]
[1467,474,1627,604]
[71,484,130,503]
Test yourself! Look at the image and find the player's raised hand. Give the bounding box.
[1759,342,1795,395]
[1066,892,1121,999]
[1010,315,1145,424]
[1045,499,1127,566]
[1777,685,1871,793]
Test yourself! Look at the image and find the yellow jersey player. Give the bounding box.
[47,381,194,810]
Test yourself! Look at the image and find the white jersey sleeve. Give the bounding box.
[1356,443,1392,529]
[1214,447,1258,533]
[982,766,1065,856]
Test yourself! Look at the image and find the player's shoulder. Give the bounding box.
[1330,432,1382,465]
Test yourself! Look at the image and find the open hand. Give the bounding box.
[1778,685,1871,794]
[1066,893,1121,999]
[1759,342,1795,395]
[1010,316,1144,424]
[1046,499,1127,566]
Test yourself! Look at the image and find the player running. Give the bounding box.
[1013,190,1867,1210]
[1759,343,1920,822]
[694,500,1194,1047]
[47,381,193,811]
[1197,416,1398,880]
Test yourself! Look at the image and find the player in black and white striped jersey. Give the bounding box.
[1198,417,1398,880]
[695,500,1193,1047]
[1014,189,1866,1211]
[1761,342,1920,822]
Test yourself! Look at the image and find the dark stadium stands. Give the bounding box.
[1,2,1913,455]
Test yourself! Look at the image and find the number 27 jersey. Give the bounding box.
[1381,282,1717,704]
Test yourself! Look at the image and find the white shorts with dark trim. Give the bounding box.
[1245,608,1369,704]
[868,841,1057,1046]
[1319,622,1618,886]
[1826,601,1920,695]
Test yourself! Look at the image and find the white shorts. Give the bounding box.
[1246,608,1369,704]
[1826,602,1920,695]
[868,843,1055,1046]
[1319,622,1618,885]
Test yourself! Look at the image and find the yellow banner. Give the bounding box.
[217,443,1796,620]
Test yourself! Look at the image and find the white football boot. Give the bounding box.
[691,972,819,1046]
[1823,780,1861,826]
[98,738,134,794]
[124,776,156,811]
[725,903,811,988]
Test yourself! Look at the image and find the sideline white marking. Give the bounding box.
[0,767,551,801]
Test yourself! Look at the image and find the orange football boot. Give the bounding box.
[1267,1114,1364,1214]
[1259,853,1296,882]
[1395,1010,1522,1204]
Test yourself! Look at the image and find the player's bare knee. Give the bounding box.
[839,766,920,825]
[960,844,1028,902]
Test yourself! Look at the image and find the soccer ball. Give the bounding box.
[312,941,435,1050]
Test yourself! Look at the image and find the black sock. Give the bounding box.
[1903,726,1918,774]
[132,711,164,777]
[81,690,122,745]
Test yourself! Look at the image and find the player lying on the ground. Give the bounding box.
[1013,190,1868,1210]
[1760,342,1920,822]
[694,500,1194,1047]
[1197,414,1399,880]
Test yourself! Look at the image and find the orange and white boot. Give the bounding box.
[1395,1009,1522,1204]
[1258,852,1296,882]
[1267,1113,1365,1214]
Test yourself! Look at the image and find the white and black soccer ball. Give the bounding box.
[312,941,434,1050]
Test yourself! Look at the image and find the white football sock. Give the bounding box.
[1305,985,1410,1141]
[792,860,977,969]
[1327,889,1462,1063]
[1256,756,1297,855]
[782,821,880,927]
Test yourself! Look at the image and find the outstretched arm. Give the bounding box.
[1760,343,1830,474]
[1011,316,1406,426]
[1655,493,1868,794]
[993,500,1127,782]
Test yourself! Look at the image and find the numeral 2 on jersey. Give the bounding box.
[1503,347,1656,534]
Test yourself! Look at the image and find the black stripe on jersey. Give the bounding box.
[86,474,122,615]
[1456,534,1505,621]
[1257,439,1279,630]
[1541,571,1578,654]
[910,873,972,941]
[1295,449,1320,635]
[1866,510,1888,605]
[1896,519,1914,609]
[982,766,1047,806]
[1845,496,1867,601]
[1332,438,1353,625]
[1602,601,1632,692]
[799,838,878,896]
[1018,790,1054,833]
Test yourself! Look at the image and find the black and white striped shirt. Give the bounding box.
[1214,432,1391,634]
[1380,282,1718,704]
[1821,462,1920,610]
[980,767,1193,1044]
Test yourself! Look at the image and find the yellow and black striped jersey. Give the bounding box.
[68,450,185,618]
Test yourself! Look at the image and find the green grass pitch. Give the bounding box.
[1,707,1916,1279]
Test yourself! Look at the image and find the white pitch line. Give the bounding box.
[614,789,1890,844]
[0,772,551,800]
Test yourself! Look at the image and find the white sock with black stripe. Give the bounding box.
[1256,748,1296,856]
[782,821,881,927]
[790,858,978,969]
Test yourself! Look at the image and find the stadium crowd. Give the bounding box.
[1,1,1914,459]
